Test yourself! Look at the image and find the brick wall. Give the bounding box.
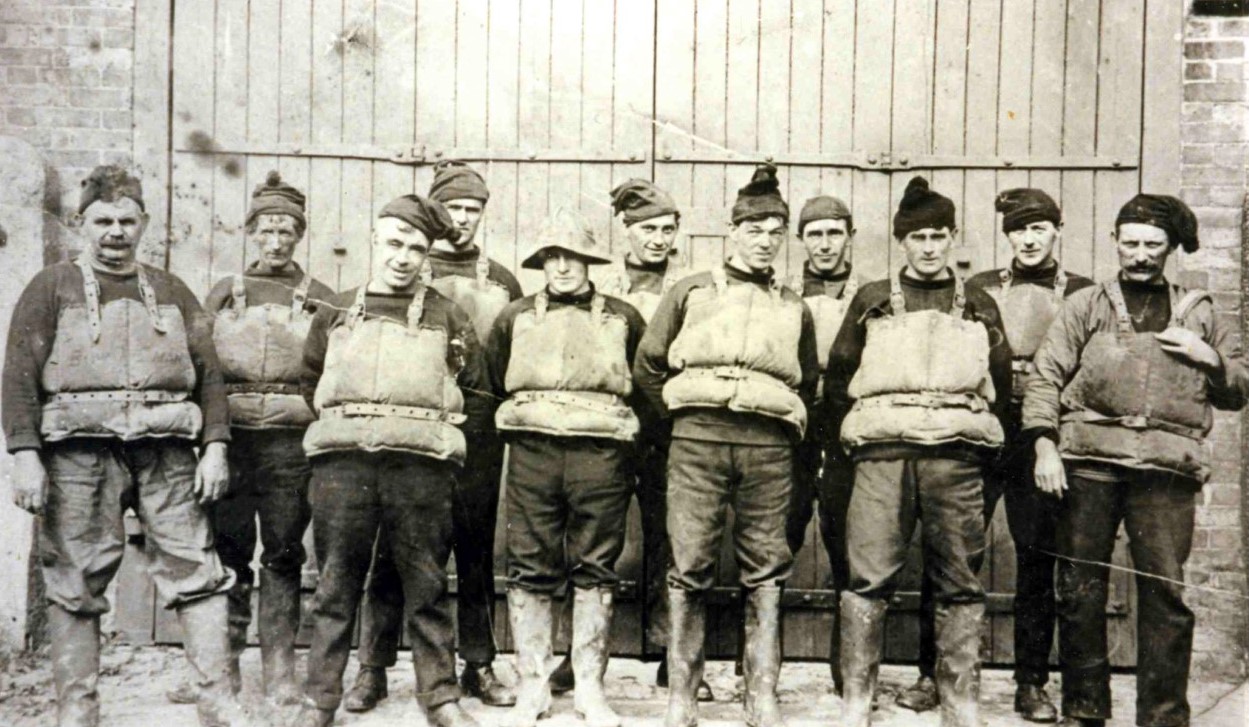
[1182,13,1249,681]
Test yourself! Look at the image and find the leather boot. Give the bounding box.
[743,587,785,727]
[656,653,715,702]
[896,676,940,712]
[289,700,335,727]
[50,604,101,727]
[428,700,482,727]
[461,661,517,707]
[1015,685,1058,723]
[178,594,258,727]
[839,592,887,727]
[934,602,984,727]
[258,569,302,705]
[342,666,387,712]
[505,589,553,727]
[664,589,705,727]
[548,654,574,694]
[571,587,620,727]
[829,595,843,696]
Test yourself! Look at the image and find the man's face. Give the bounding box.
[442,198,485,246]
[1007,220,1060,270]
[625,213,679,264]
[899,227,954,279]
[250,213,302,270]
[80,197,148,268]
[371,216,431,291]
[730,216,787,272]
[542,252,590,295]
[802,218,852,273]
[1114,222,1171,283]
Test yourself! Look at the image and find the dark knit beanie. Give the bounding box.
[429,160,490,203]
[798,195,853,235]
[246,171,306,228]
[610,178,680,224]
[1115,194,1199,253]
[995,188,1061,233]
[731,164,789,224]
[378,194,457,242]
[79,165,144,214]
[893,176,956,239]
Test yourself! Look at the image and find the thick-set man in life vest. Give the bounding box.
[293,195,490,727]
[635,164,820,727]
[783,194,861,694]
[825,176,1012,727]
[3,166,251,727]
[485,208,648,727]
[345,161,522,713]
[1022,195,1249,727]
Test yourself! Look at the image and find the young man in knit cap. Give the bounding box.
[292,194,489,727]
[486,207,649,727]
[4,166,253,726]
[344,160,521,713]
[825,176,1012,727]
[784,194,860,695]
[1022,194,1249,727]
[635,164,820,727]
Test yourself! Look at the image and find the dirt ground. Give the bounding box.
[0,644,1244,726]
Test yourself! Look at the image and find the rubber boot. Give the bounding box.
[505,589,553,727]
[428,700,482,727]
[549,595,575,694]
[742,587,784,727]
[49,605,101,727]
[839,592,887,727]
[829,594,843,696]
[178,594,257,727]
[571,587,620,727]
[167,608,244,705]
[934,602,984,727]
[664,589,705,727]
[258,569,302,705]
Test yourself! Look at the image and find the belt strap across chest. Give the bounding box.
[76,256,167,342]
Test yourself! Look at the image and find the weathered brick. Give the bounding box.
[52,128,131,152]
[1181,121,1243,142]
[1194,207,1244,228]
[1196,506,1240,528]
[36,107,99,128]
[1218,18,1249,37]
[72,7,134,28]
[44,149,103,169]
[39,67,101,87]
[57,27,103,48]
[66,87,128,109]
[1185,82,1246,102]
[102,27,132,49]
[100,109,130,130]
[1208,527,1244,552]
[100,64,129,87]
[1216,61,1244,82]
[0,47,52,65]
[1183,164,1245,186]
[6,66,39,85]
[5,107,37,126]
[99,150,131,166]
[1186,40,1246,60]
[1183,103,1215,123]
[1186,61,1215,81]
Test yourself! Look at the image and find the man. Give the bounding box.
[486,207,649,727]
[1023,194,1248,727]
[635,164,820,727]
[825,176,1012,727]
[783,195,860,694]
[344,160,521,713]
[292,195,488,727]
[4,166,250,726]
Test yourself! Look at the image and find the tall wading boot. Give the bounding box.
[49,604,101,727]
[571,587,620,727]
[166,586,247,705]
[664,589,706,727]
[177,594,258,727]
[743,587,785,727]
[934,602,985,727]
[506,589,554,727]
[839,593,888,727]
[549,596,575,695]
[259,569,303,705]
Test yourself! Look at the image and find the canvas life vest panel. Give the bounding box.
[663,267,807,438]
[600,256,684,323]
[1057,280,1213,481]
[303,286,467,463]
[213,274,316,429]
[840,271,1004,451]
[791,273,858,371]
[495,291,638,441]
[40,257,202,442]
[985,268,1068,402]
[424,256,512,344]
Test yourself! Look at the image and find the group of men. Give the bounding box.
[5,159,1242,727]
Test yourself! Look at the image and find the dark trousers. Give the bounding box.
[1057,472,1198,727]
[212,429,312,627]
[632,438,673,650]
[505,434,632,593]
[303,451,459,711]
[355,431,505,667]
[666,438,794,593]
[785,440,854,591]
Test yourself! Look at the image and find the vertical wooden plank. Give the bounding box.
[1030,0,1067,261]
[374,0,417,214]
[309,0,345,289]
[758,0,792,274]
[169,0,216,297]
[547,0,582,234]
[613,0,656,264]
[1060,0,1101,280]
[960,0,1001,277]
[133,0,172,269]
[1140,0,1183,194]
[850,0,894,281]
[239,0,282,278]
[930,0,969,272]
[203,0,249,294]
[456,0,489,150]
[278,0,313,271]
[579,0,616,254]
[415,0,456,151]
[515,0,552,293]
[687,0,727,268]
[994,0,1033,271]
[338,0,378,290]
[654,0,696,268]
[891,0,936,275]
[820,0,857,242]
[485,0,521,271]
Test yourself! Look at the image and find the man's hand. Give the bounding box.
[1155,327,1222,373]
[12,450,48,514]
[1033,437,1067,498]
[194,442,230,504]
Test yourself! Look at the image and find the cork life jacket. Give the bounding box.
[791,273,859,372]
[663,266,807,438]
[840,270,1004,451]
[40,257,202,442]
[985,267,1068,402]
[303,286,467,463]
[599,255,684,323]
[495,290,638,441]
[423,255,511,344]
[213,274,316,429]
[1058,280,1213,481]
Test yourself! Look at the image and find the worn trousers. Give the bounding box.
[632,438,673,650]
[785,439,855,591]
[355,431,505,668]
[303,451,459,711]
[1057,472,1198,727]
[666,439,794,593]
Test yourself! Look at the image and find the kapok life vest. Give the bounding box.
[840,270,1004,450]
[303,286,467,463]
[985,267,1068,402]
[40,257,202,442]
[424,255,511,344]
[1058,280,1213,481]
[213,274,316,429]
[663,266,807,438]
[599,256,684,323]
[495,291,638,441]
